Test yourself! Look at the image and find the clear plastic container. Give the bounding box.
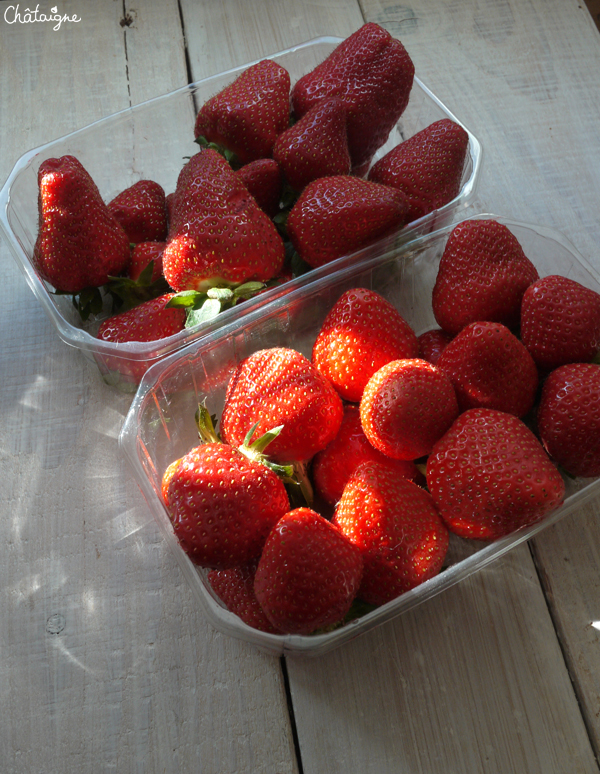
[0,36,481,391]
[119,213,600,657]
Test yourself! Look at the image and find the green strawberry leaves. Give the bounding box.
[167,281,266,328]
[194,134,242,169]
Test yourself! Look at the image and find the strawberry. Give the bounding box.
[291,23,415,172]
[360,358,459,460]
[333,462,449,606]
[286,175,410,268]
[33,155,131,293]
[194,59,291,164]
[107,179,168,244]
[127,241,165,283]
[537,363,600,478]
[520,275,600,370]
[437,321,539,417]
[162,149,284,291]
[272,97,351,191]
[312,287,419,402]
[368,119,469,222]
[237,158,283,218]
[417,328,452,366]
[254,507,363,635]
[427,408,565,540]
[432,219,539,336]
[221,347,344,465]
[312,405,420,507]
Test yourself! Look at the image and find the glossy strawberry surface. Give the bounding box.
[108,179,168,244]
[237,158,283,218]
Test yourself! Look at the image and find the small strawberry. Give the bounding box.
[520,275,600,370]
[360,358,459,460]
[437,321,539,417]
[312,287,419,402]
[287,175,410,268]
[291,23,415,172]
[417,328,452,366]
[254,507,363,635]
[537,363,600,478]
[162,149,285,291]
[273,97,351,191]
[427,408,565,540]
[368,119,469,222]
[432,219,539,336]
[333,461,449,606]
[237,158,283,218]
[33,155,131,293]
[194,59,291,164]
[127,241,165,283]
[107,179,168,244]
[312,405,420,507]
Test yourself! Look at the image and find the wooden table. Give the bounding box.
[2,1,600,772]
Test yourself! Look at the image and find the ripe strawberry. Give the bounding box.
[312,405,420,507]
[291,23,415,172]
[254,507,363,635]
[520,275,600,370]
[162,149,284,291]
[127,241,165,283]
[537,363,600,478]
[368,119,469,222]
[360,358,459,460]
[221,347,344,464]
[333,461,449,606]
[417,328,452,366]
[427,408,565,540]
[437,321,539,417]
[33,155,131,293]
[107,179,168,244]
[194,59,291,164]
[432,219,539,336]
[237,158,283,218]
[273,97,351,191]
[286,175,410,268]
[312,287,419,402]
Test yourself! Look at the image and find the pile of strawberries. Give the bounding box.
[160,216,600,636]
[31,22,470,383]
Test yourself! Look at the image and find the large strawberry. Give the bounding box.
[286,175,410,268]
[162,149,285,291]
[254,507,363,635]
[360,358,459,460]
[291,23,415,172]
[272,97,351,191]
[333,461,449,606]
[33,155,131,293]
[537,363,600,478]
[220,347,344,465]
[368,119,469,222]
[194,59,291,164]
[107,179,168,244]
[237,158,283,218]
[436,321,539,417]
[312,287,419,402]
[432,219,539,336]
[520,275,600,370]
[427,408,565,540]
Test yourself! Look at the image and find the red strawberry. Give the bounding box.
[287,175,410,268]
[368,119,469,222]
[437,321,539,417]
[221,347,344,465]
[237,158,283,218]
[520,275,600,370]
[417,328,452,366]
[162,149,284,291]
[107,179,168,244]
[333,461,449,606]
[427,408,565,540]
[33,155,131,293]
[312,287,419,402]
[360,358,459,460]
[128,241,165,283]
[312,405,420,507]
[291,23,415,172]
[194,59,291,164]
[273,97,351,191]
[537,363,600,478]
[254,507,363,635]
[432,219,539,336]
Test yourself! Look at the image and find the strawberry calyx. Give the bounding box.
[53,285,104,322]
[167,282,267,328]
[104,260,171,313]
[194,135,242,170]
